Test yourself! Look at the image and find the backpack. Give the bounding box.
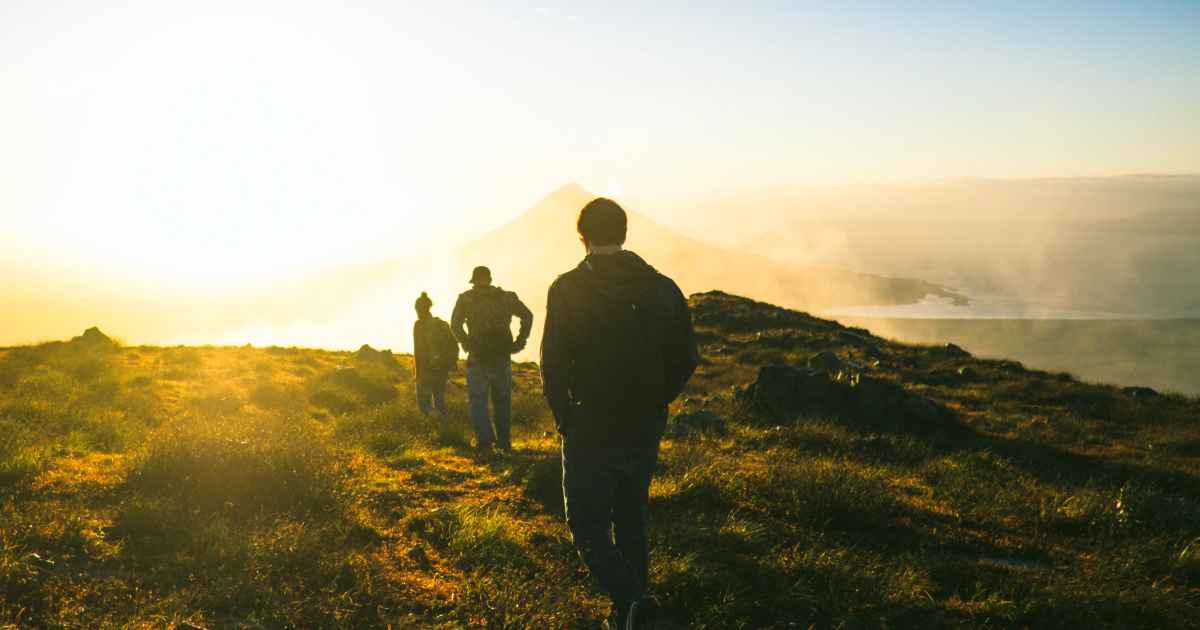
[466,289,515,358]
[430,318,459,372]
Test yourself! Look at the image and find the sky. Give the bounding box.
[2,1,1199,327]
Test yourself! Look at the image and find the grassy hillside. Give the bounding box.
[2,294,1199,629]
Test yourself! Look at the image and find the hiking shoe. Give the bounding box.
[626,598,654,630]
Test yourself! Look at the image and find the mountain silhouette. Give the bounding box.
[457,183,962,342]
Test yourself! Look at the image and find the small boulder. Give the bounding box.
[23,552,55,570]
[943,343,970,358]
[839,329,873,346]
[1122,386,1159,399]
[862,345,886,360]
[807,352,861,374]
[999,361,1024,373]
[666,410,726,439]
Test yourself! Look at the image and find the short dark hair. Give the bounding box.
[577,197,627,246]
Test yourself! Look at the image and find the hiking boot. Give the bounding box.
[626,597,654,630]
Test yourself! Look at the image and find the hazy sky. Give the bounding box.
[3,1,1199,292]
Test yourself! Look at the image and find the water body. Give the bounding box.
[826,296,1200,396]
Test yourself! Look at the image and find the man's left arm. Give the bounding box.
[661,279,699,405]
[511,293,534,352]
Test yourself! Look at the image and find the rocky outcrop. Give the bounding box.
[353,344,400,368]
[69,326,118,349]
[736,364,958,435]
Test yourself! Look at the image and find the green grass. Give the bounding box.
[2,293,1199,628]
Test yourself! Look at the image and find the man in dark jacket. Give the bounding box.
[451,266,533,451]
[413,291,456,419]
[541,198,699,629]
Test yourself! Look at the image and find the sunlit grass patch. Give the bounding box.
[658,442,902,532]
[183,384,244,417]
[333,399,424,455]
[306,365,398,414]
[448,505,531,570]
[920,450,1045,526]
[125,410,343,520]
[405,504,532,572]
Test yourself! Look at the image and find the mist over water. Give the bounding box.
[835,316,1200,396]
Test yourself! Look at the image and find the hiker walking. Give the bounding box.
[413,291,458,419]
[451,266,533,451]
[541,198,699,629]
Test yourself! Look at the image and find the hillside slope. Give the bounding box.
[457,184,962,344]
[1,294,1198,628]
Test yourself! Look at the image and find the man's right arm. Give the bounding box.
[450,295,470,352]
[540,280,573,433]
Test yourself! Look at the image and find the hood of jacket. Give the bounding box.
[574,250,660,301]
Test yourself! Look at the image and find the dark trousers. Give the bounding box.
[415,375,447,417]
[561,431,659,614]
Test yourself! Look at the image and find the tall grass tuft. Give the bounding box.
[125,410,343,521]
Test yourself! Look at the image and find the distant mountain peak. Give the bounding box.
[521,182,597,221]
[542,181,594,204]
[554,181,590,195]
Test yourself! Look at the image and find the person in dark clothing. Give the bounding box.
[541,198,699,630]
[412,291,457,419]
[451,266,533,451]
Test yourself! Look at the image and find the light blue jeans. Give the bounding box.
[467,359,512,448]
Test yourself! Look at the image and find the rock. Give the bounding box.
[1122,386,1160,398]
[862,345,886,360]
[22,552,55,570]
[957,366,980,379]
[666,410,726,438]
[70,326,117,349]
[353,344,399,367]
[921,369,958,386]
[840,329,874,346]
[807,352,861,374]
[943,343,970,358]
[738,365,956,435]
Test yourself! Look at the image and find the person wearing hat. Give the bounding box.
[450,266,533,451]
[413,291,457,419]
